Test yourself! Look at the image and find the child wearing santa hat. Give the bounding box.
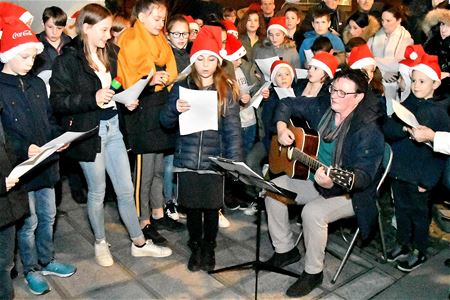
[0,19,76,295]
[161,25,242,273]
[383,53,450,272]
[300,52,337,98]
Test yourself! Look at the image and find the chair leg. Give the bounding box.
[378,212,387,262]
[331,228,360,284]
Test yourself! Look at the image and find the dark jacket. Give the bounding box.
[274,90,385,239]
[32,32,72,75]
[383,94,450,189]
[170,46,190,73]
[50,37,119,162]
[0,117,28,228]
[160,78,243,170]
[0,71,60,192]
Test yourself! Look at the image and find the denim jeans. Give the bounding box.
[17,188,56,274]
[163,153,175,203]
[0,224,15,299]
[241,124,256,158]
[79,115,143,242]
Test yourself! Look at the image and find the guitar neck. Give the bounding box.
[290,148,328,173]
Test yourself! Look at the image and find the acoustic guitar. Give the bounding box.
[269,123,355,191]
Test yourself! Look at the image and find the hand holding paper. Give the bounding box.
[112,69,154,105]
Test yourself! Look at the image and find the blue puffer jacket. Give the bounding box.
[160,78,243,170]
[274,89,385,239]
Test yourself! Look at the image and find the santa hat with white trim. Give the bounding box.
[0,2,34,26]
[308,52,338,79]
[399,44,425,78]
[348,44,376,70]
[0,19,43,63]
[184,15,200,32]
[411,54,441,82]
[221,20,238,38]
[220,33,247,62]
[189,25,223,64]
[270,60,295,85]
[267,16,288,35]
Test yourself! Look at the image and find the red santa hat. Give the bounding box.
[67,10,80,26]
[220,33,246,62]
[308,52,338,79]
[348,44,376,70]
[190,25,223,64]
[398,44,426,77]
[270,60,295,85]
[411,54,441,82]
[0,2,34,26]
[248,3,261,12]
[221,20,238,38]
[184,15,200,32]
[0,19,43,63]
[267,16,288,35]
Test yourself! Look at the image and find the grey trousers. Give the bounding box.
[135,152,165,221]
[265,175,354,274]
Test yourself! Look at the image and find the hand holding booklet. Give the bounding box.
[112,69,154,105]
[8,128,97,179]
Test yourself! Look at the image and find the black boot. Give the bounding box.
[187,241,202,272]
[201,241,216,272]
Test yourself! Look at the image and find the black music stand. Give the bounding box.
[208,157,300,300]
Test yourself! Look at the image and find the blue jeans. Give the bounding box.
[0,224,15,299]
[17,188,56,274]
[241,124,256,158]
[163,153,175,202]
[79,115,143,242]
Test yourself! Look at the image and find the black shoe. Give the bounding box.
[444,258,450,268]
[151,215,184,232]
[384,245,410,262]
[187,241,202,272]
[56,209,67,217]
[201,241,216,272]
[397,249,427,272]
[286,271,323,298]
[141,224,167,245]
[264,247,301,268]
[10,266,18,279]
[71,190,87,205]
[224,195,241,210]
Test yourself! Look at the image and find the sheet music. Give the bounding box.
[250,81,271,109]
[295,68,308,79]
[175,65,192,83]
[255,56,280,81]
[112,69,154,105]
[274,87,295,99]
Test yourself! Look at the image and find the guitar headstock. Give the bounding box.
[329,167,355,191]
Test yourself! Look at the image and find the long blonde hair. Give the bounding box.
[76,3,112,71]
[190,63,239,117]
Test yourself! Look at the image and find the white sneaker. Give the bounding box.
[219,210,230,228]
[243,202,258,216]
[95,240,114,267]
[165,201,179,221]
[131,240,172,257]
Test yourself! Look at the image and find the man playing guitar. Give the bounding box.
[264,68,385,297]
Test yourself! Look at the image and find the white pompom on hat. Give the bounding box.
[220,33,247,62]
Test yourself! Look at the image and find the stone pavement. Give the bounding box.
[12,185,450,300]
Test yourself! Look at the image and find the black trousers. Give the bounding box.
[392,180,431,252]
[186,208,219,244]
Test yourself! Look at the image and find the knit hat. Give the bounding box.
[270,60,295,85]
[348,44,376,70]
[0,19,43,63]
[190,25,223,64]
[0,2,34,25]
[185,15,200,32]
[221,20,238,38]
[220,33,246,62]
[267,16,288,35]
[308,52,339,79]
[411,54,441,82]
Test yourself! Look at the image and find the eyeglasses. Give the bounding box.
[329,86,360,98]
[169,32,189,38]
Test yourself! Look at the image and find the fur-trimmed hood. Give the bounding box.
[422,8,450,37]
[342,15,380,44]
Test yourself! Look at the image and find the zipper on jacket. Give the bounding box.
[197,131,203,169]
[18,78,25,93]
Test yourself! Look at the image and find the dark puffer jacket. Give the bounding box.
[160,78,242,170]
[274,90,385,239]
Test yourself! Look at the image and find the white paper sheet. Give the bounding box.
[175,65,192,82]
[178,87,218,135]
[304,49,314,65]
[295,68,308,79]
[274,87,295,99]
[112,70,154,105]
[250,81,271,109]
[255,56,280,81]
[37,70,52,97]
[392,100,420,128]
[8,129,96,179]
